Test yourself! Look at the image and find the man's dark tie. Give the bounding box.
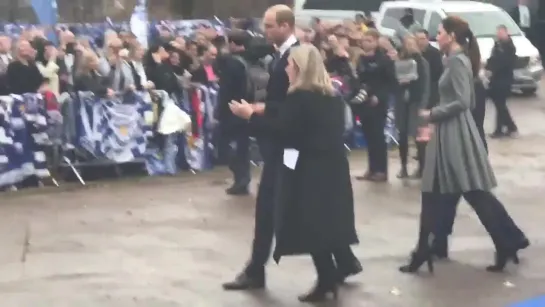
[270,51,281,71]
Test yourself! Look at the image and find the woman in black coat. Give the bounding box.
[229,44,358,303]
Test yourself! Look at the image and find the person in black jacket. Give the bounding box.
[73,51,113,98]
[223,4,361,293]
[7,40,45,95]
[217,30,253,195]
[353,29,396,182]
[229,43,358,303]
[487,25,518,138]
[144,45,179,95]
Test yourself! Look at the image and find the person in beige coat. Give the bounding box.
[399,16,528,275]
[36,41,60,97]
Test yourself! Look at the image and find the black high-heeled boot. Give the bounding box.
[298,281,338,302]
[486,249,518,272]
[399,250,434,274]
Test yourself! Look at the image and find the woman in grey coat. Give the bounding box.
[399,16,528,274]
[394,35,430,178]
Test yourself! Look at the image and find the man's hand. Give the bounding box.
[252,102,266,114]
[229,99,254,120]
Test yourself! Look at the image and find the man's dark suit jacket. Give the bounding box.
[265,42,300,114]
[217,53,249,135]
[257,41,299,159]
[421,44,443,109]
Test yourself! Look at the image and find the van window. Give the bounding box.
[427,12,442,40]
[380,8,405,29]
[447,10,522,37]
[381,7,426,30]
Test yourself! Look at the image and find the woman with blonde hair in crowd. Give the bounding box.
[229,43,359,302]
[73,50,113,98]
[395,35,430,179]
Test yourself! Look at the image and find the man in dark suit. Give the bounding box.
[223,5,362,291]
[222,4,299,290]
[216,31,254,195]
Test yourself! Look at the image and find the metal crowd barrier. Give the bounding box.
[0,81,395,192]
[0,86,220,191]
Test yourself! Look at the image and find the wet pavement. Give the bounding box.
[2,88,545,307]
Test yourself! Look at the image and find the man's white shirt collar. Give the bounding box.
[278,34,297,57]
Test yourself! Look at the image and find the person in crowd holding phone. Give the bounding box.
[229,43,358,303]
[353,29,396,182]
[399,16,528,274]
[74,51,114,98]
[395,35,429,179]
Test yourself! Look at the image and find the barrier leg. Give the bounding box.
[62,156,86,185]
[385,132,399,146]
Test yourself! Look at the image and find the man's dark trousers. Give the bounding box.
[228,131,251,188]
[245,138,280,275]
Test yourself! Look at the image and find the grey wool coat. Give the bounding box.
[421,50,497,193]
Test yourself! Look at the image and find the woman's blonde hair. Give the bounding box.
[75,50,98,77]
[288,44,335,95]
[402,35,420,56]
[347,46,364,68]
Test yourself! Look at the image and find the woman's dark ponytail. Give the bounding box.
[466,29,481,78]
[442,16,481,78]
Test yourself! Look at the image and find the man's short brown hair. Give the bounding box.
[269,5,295,28]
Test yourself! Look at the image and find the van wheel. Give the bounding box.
[521,88,537,96]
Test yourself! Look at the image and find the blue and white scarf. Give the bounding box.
[76,91,153,163]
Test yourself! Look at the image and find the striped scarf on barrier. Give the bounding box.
[0,94,51,188]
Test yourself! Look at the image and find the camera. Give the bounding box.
[350,88,368,104]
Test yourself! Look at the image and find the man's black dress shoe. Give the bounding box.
[226,186,250,196]
[222,272,265,290]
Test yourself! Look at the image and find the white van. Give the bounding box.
[376,0,543,95]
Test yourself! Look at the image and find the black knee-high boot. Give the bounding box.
[399,192,436,273]
[299,252,338,302]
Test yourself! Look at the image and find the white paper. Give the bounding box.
[283,149,299,170]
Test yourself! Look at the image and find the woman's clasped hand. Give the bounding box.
[229,100,266,119]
